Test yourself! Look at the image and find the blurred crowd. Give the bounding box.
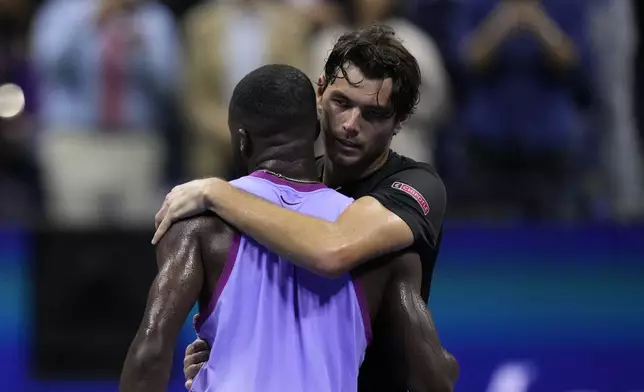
[1,0,643,228]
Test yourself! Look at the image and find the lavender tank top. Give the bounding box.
[190,171,372,392]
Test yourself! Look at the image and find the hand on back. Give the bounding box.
[183,337,211,390]
[153,178,224,245]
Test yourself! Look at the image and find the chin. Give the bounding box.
[327,149,363,169]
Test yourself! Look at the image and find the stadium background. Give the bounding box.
[1,224,642,392]
[3,0,644,391]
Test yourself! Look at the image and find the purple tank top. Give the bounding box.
[190,171,372,392]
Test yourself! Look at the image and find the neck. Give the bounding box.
[254,158,319,183]
[323,149,390,188]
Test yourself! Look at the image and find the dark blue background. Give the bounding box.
[1,225,643,392]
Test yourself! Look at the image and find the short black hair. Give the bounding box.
[229,64,317,142]
[322,24,421,122]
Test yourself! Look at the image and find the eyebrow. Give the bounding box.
[330,91,392,114]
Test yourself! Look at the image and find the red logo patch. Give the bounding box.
[391,182,430,215]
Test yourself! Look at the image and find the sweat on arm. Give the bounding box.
[383,252,459,391]
[119,216,223,392]
[202,167,446,278]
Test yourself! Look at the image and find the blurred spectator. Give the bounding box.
[31,0,180,228]
[405,0,455,58]
[636,0,644,144]
[0,0,42,226]
[450,0,592,221]
[286,0,345,31]
[310,0,450,163]
[589,0,644,220]
[182,0,312,180]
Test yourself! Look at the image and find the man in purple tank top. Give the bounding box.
[120,64,457,392]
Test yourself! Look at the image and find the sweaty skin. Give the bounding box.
[122,214,457,392]
[119,214,232,392]
[354,250,459,391]
[153,178,420,277]
[149,57,453,390]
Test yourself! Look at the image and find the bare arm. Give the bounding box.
[385,254,459,391]
[180,254,458,391]
[120,218,211,392]
[153,170,444,278]
[202,181,414,277]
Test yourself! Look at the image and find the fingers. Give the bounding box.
[155,201,168,229]
[184,363,203,386]
[153,180,208,244]
[184,338,209,389]
[184,350,210,368]
[192,313,200,328]
[156,184,183,228]
[186,338,210,355]
[156,188,178,229]
[151,216,171,245]
[153,190,178,244]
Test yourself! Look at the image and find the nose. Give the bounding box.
[342,107,361,137]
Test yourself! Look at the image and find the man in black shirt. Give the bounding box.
[154,25,454,391]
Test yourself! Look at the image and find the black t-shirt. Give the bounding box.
[316,150,446,301]
[317,151,446,391]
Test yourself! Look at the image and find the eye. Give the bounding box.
[362,109,389,122]
[332,98,350,108]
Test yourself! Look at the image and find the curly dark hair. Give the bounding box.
[321,24,421,122]
[229,64,317,139]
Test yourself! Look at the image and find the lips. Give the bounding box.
[335,138,360,150]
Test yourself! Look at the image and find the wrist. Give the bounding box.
[203,178,227,211]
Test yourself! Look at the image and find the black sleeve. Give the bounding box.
[368,168,447,249]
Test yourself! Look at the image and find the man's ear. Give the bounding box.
[238,128,250,158]
[316,74,326,106]
[393,121,404,135]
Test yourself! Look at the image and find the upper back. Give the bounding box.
[230,170,353,219]
[191,171,367,392]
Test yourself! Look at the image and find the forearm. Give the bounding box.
[120,336,173,392]
[399,288,458,391]
[122,220,208,391]
[206,180,345,277]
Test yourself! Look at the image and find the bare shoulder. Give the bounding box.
[160,212,233,247]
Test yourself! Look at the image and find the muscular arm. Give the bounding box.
[198,170,445,278]
[384,253,459,391]
[205,183,410,277]
[119,218,216,392]
[180,250,456,391]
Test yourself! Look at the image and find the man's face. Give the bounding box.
[318,64,397,173]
